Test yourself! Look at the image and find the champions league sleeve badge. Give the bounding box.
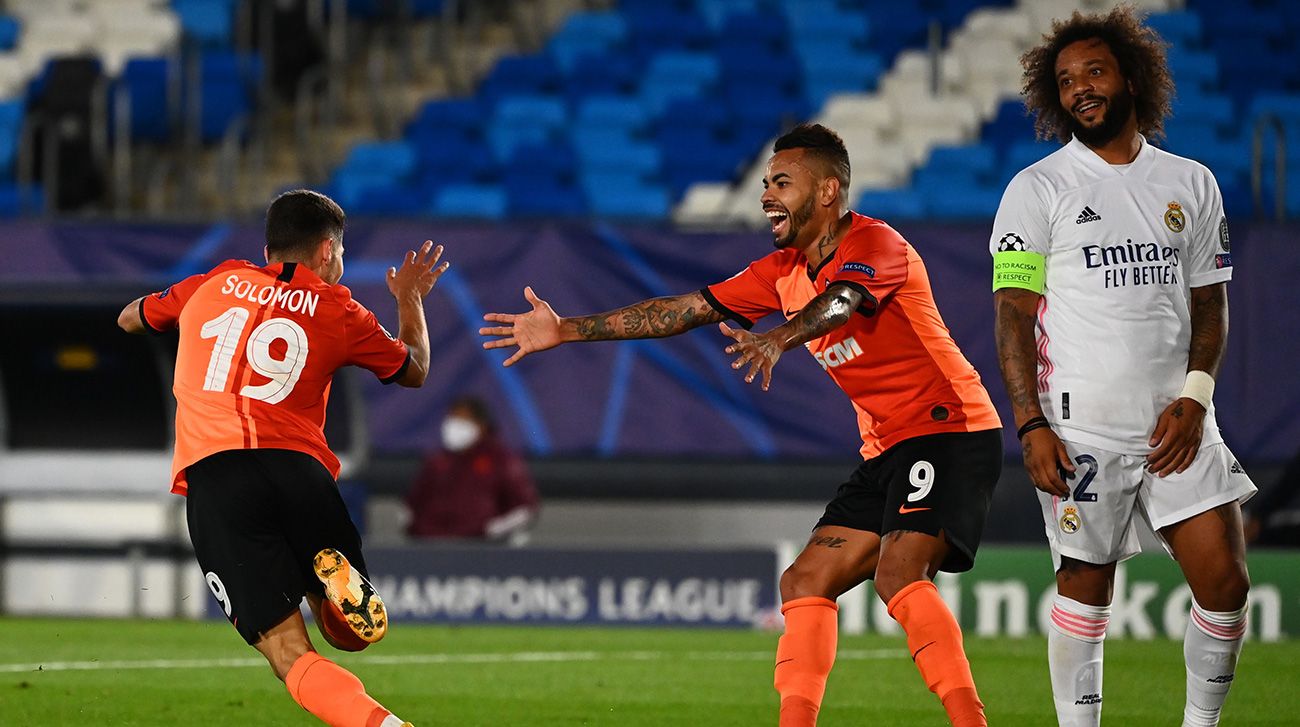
[1060,505,1082,534]
[997,232,1026,251]
[1163,202,1186,233]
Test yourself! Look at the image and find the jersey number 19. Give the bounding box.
[199,306,309,404]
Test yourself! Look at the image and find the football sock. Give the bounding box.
[322,600,371,652]
[887,580,986,727]
[1183,599,1247,726]
[774,596,838,726]
[285,651,398,727]
[1047,594,1110,727]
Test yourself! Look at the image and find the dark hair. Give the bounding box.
[265,189,346,258]
[449,395,495,433]
[773,123,851,196]
[1020,4,1174,143]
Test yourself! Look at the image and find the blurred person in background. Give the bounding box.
[405,396,539,544]
[992,8,1254,727]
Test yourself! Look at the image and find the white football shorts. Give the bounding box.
[1037,439,1256,569]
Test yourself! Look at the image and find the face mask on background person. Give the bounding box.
[441,416,481,452]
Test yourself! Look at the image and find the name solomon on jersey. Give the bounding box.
[1082,239,1181,289]
[220,273,321,316]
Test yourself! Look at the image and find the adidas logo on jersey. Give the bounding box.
[1076,206,1102,224]
[1230,460,1245,474]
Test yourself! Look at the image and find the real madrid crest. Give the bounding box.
[1060,505,1081,534]
[1164,202,1186,233]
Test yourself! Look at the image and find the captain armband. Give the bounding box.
[992,251,1046,293]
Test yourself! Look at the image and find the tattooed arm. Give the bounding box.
[717,285,859,391]
[480,286,724,367]
[1147,283,1228,476]
[994,287,1072,496]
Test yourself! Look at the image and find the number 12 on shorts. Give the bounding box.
[1069,453,1098,502]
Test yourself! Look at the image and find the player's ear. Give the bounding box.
[821,176,840,207]
[316,237,335,265]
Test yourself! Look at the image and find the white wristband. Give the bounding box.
[1179,370,1215,410]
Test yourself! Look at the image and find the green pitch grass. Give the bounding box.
[2,618,1296,725]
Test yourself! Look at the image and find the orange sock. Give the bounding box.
[322,601,371,652]
[285,651,393,727]
[887,580,986,727]
[774,596,838,727]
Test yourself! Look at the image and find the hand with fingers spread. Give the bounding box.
[719,322,784,391]
[1021,425,1074,497]
[480,287,563,367]
[387,241,449,300]
[1146,397,1205,477]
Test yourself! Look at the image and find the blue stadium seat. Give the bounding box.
[488,95,567,161]
[981,99,1035,152]
[340,141,418,180]
[117,58,173,142]
[583,173,670,220]
[173,0,235,48]
[566,52,640,99]
[1170,92,1234,129]
[575,95,649,132]
[786,8,870,43]
[504,170,586,217]
[925,143,998,178]
[1147,12,1203,48]
[431,183,506,219]
[193,51,259,142]
[479,55,563,101]
[0,100,22,178]
[856,189,926,221]
[547,12,627,72]
[0,15,20,51]
[575,139,661,175]
[406,98,485,137]
[1166,50,1220,94]
[696,0,759,30]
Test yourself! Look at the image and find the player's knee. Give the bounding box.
[1195,564,1250,611]
[872,567,923,605]
[780,563,832,601]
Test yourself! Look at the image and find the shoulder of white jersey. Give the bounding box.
[1147,143,1219,185]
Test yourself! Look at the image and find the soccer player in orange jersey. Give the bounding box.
[119,190,447,727]
[481,124,1002,727]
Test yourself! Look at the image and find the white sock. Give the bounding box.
[1183,599,1247,727]
[1048,594,1109,727]
[380,715,406,727]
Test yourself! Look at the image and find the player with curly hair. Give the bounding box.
[991,7,1255,726]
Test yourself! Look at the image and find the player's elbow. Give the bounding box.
[396,356,429,388]
[118,302,145,334]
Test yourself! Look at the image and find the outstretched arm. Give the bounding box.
[718,285,860,391]
[994,287,1073,496]
[480,288,725,366]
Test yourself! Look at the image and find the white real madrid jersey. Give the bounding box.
[990,135,1233,454]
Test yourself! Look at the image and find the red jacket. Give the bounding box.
[405,434,539,538]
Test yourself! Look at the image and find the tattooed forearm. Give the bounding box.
[1187,283,1227,377]
[771,286,859,351]
[565,291,725,341]
[993,288,1045,425]
[809,535,847,548]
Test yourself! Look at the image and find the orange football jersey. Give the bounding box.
[705,213,1001,458]
[141,260,409,494]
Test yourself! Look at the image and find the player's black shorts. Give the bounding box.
[815,428,1003,573]
[185,448,368,645]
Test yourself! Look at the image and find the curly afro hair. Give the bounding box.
[1019,4,1174,143]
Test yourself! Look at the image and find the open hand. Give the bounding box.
[386,241,448,299]
[480,287,562,367]
[719,322,783,391]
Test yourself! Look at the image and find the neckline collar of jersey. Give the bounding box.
[1066,133,1151,176]
[802,211,860,283]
